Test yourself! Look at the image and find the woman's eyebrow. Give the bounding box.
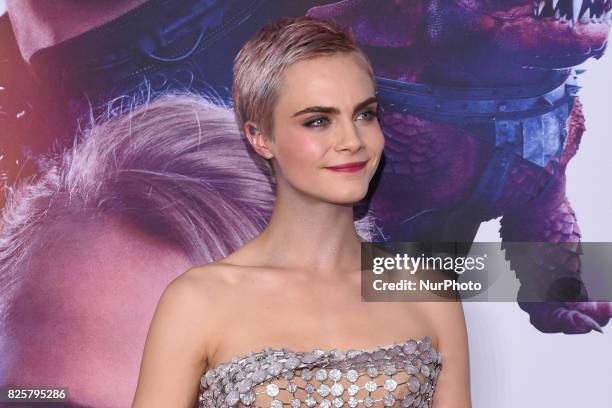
[353,96,378,112]
[292,96,378,117]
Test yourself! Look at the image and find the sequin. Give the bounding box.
[420,382,428,394]
[407,375,421,393]
[305,396,317,407]
[331,382,345,396]
[302,351,321,364]
[372,349,387,361]
[348,384,359,396]
[365,380,378,392]
[301,368,313,381]
[268,362,283,376]
[318,383,331,397]
[383,393,396,406]
[305,382,315,393]
[285,356,301,369]
[266,383,279,397]
[199,337,441,407]
[253,369,268,383]
[383,364,397,376]
[329,368,342,381]
[404,363,419,375]
[418,339,430,352]
[240,390,256,405]
[384,378,398,392]
[286,381,297,393]
[316,368,328,381]
[402,394,415,407]
[403,340,418,354]
[346,369,359,382]
[237,378,252,393]
[225,390,239,405]
[421,349,434,365]
[421,365,431,377]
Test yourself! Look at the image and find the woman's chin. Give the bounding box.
[324,186,369,205]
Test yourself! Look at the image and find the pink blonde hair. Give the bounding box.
[231,15,375,147]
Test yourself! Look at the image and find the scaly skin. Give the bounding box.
[308,0,612,333]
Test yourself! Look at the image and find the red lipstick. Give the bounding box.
[325,160,367,172]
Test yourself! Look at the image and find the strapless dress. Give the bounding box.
[198,336,442,407]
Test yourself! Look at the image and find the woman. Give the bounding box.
[132,16,471,408]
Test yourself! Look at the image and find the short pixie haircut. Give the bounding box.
[231,15,375,145]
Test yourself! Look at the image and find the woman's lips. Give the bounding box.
[325,160,367,172]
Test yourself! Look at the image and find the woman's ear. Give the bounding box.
[244,122,274,159]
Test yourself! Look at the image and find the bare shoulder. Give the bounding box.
[160,264,225,318]
[174,262,233,295]
[165,262,243,332]
[132,263,243,407]
[170,261,258,329]
[182,260,255,294]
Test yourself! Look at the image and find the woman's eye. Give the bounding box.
[358,109,378,121]
[304,117,329,128]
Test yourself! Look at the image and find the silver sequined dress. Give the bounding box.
[198,336,442,407]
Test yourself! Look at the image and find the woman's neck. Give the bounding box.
[255,185,364,278]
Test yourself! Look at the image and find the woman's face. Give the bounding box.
[268,52,384,204]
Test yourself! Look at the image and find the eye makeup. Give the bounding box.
[302,107,378,129]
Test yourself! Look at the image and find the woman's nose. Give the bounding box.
[335,120,365,152]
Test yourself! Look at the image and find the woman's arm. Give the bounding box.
[430,300,471,408]
[131,270,215,408]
